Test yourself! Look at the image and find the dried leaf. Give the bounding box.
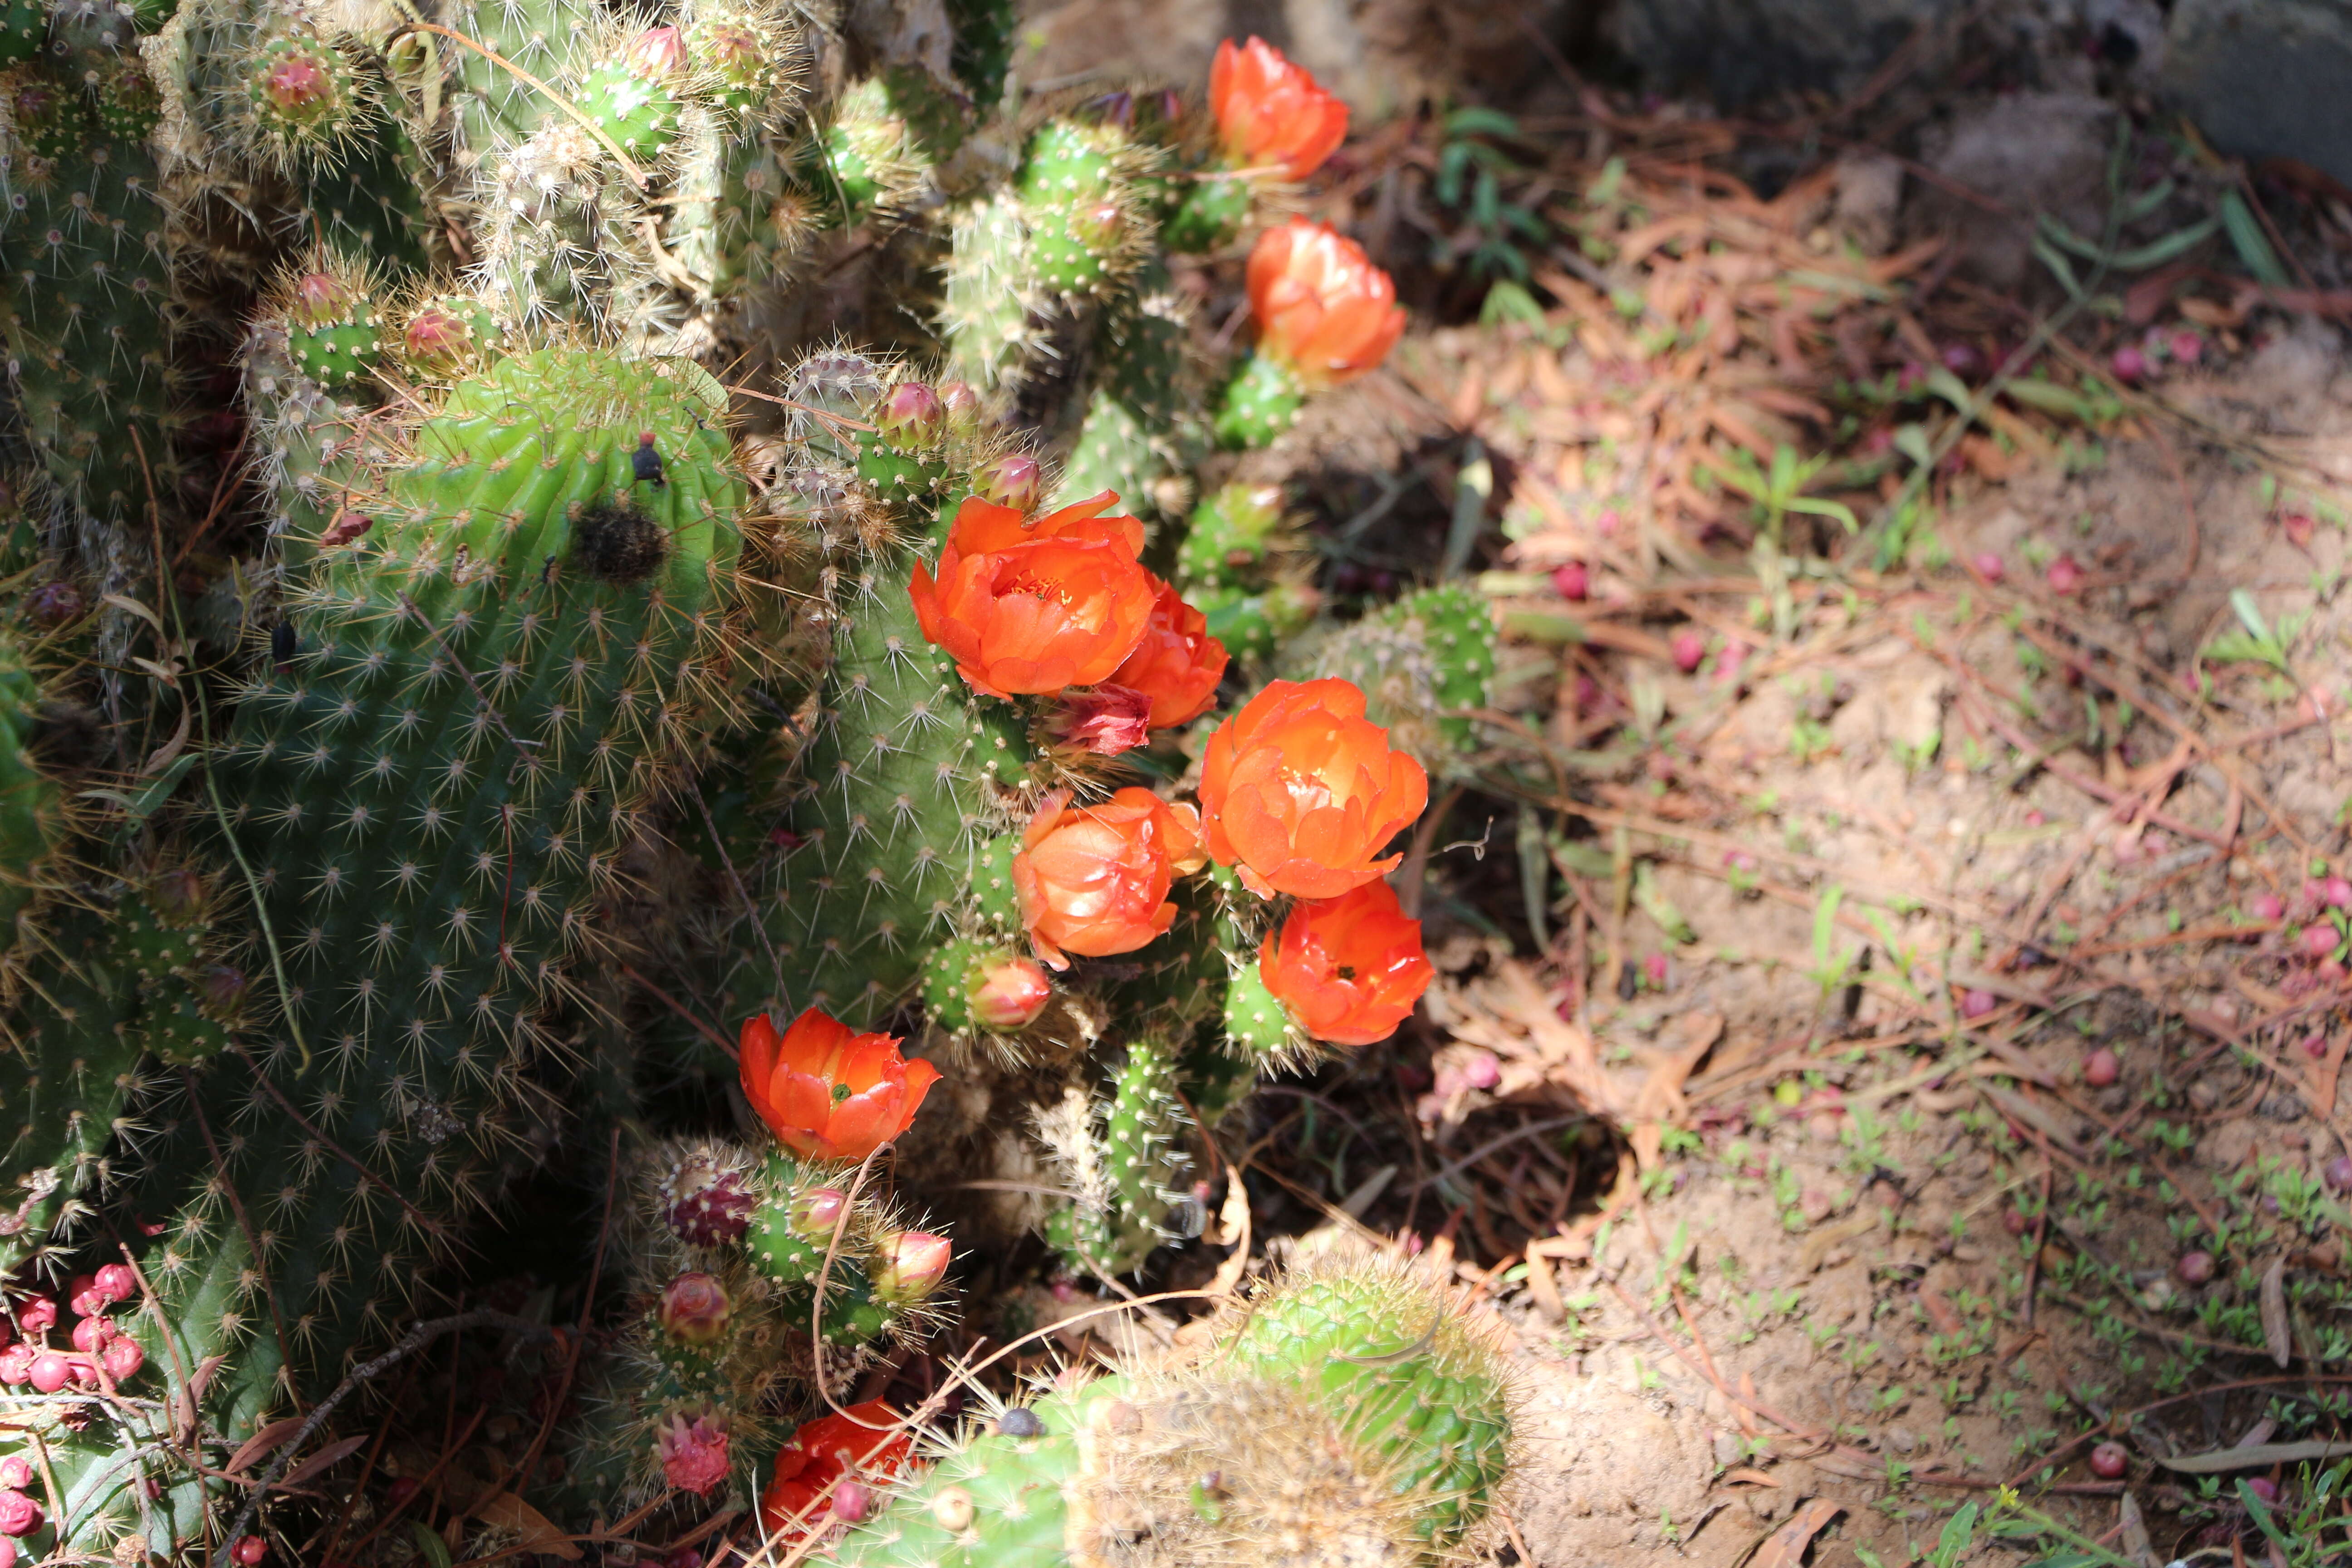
[224,1417,308,1476]
[2119,1492,2159,1568]
[1523,1250,1565,1324]
[2261,1257,2292,1368]
[279,1435,369,1491]
[1751,1496,1843,1568]
[1723,1467,1780,1487]
[475,1491,582,1561]
[2156,1440,2352,1474]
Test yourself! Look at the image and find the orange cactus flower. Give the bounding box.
[1245,220,1405,388]
[908,491,1158,698]
[1014,788,1206,969]
[1198,677,1427,900]
[1210,36,1348,182]
[1107,575,1230,729]
[759,1401,911,1542]
[738,1008,942,1161]
[1258,879,1434,1045]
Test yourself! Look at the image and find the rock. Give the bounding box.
[1601,0,1953,107]
[2199,1117,2261,1171]
[1915,91,2116,289]
[2164,0,2352,190]
[1713,1431,1744,1467]
[1886,1425,1917,1453]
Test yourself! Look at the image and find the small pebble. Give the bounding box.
[997,1406,1045,1438]
[2176,1250,2215,1284]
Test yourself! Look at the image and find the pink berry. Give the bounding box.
[0,1491,39,1538]
[2046,555,2084,595]
[2252,893,2286,922]
[2084,1047,2120,1087]
[0,1348,31,1386]
[831,1480,872,1524]
[384,1477,420,1508]
[0,1533,17,1568]
[1972,552,2004,583]
[2090,1442,2127,1479]
[2111,346,2147,383]
[1461,1051,1501,1090]
[0,1461,29,1492]
[2003,1208,2029,1236]
[2325,877,2352,910]
[231,1536,267,1566]
[2305,926,2342,960]
[68,1316,111,1355]
[26,1354,69,1394]
[2177,1250,2215,1284]
[99,1335,143,1382]
[1670,630,1705,673]
[1960,988,1999,1020]
[2284,513,2316,549]
[2305,1034,2331,1059]
[1551,560,1589,601]
[2328,1157,2352,1192]
[15,1301,53,1335]
[2247,1477,2279,1504]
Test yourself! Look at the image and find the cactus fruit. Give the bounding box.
[828,1245,1517,1567]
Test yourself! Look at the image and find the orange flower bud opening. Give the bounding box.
[1198,677,1427,899]
[1209,36,1348,181]
[759,1401,911,1543]
[737,1009,942,1161]
[1013,788,1206,969]
[908,492,1158,697]
[1258,879,1435,1045]
[1245,220,1406,388]
[1107,575,1230,729]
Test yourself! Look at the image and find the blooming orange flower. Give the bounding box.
[1210,37,1348,182]
[1245,220,1405,388]
[738,1009,941,1161]
[1014,788,1206,968]
[908,491,1158,697]
[1259,879,1435,1045]
[1107,576,1229,729]
[1198,677,1427,899]
[759,1401,911,1541]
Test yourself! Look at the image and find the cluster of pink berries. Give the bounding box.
[0,1265,147,1396]
[0,1454,43,1561]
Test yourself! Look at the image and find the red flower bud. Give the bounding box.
[970,956,1052,1030]
[657,1272,731,1346]
[870,1230,951,1304]
[1048,684,1152,757]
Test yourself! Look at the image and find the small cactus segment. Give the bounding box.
[809,76,929,224]
[1220,957,1290,1057]
[0,630,72,957]
[274,258,385,388]
[579,48,685,162]
[1305,583,1497,767]
[1176,483,1295,596]
[1197,580,1318,665]
[0,55,177,535]
[939,194,1042,399]
[1039,1039,1191,1278]
[241,20,370,160]
[1017,120,1148,298]
[830,1250,1516,1567]
[943,0,1017,108]
[0,0,43,63]
[1212,348,1307,449]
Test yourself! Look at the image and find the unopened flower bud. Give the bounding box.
[970,956,1051,1030]
[937,381,980,431]
[200,965,248,1011]
[789,1187,849,1239]
[660,1153,755,1247]
[974,455,1041,513]
[148,868,204,922]
[870,1230,951,1304]
[287,272,350,328]
[657,1272,731,1346]
[1048,683,1152,758]
[877,382,944,444]
[626,24,686,78]
[831,1480,872,1523]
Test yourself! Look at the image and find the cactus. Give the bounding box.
[1303,582,1498,769]
[828,1246,1517,1567]
[0,9,1441,1557]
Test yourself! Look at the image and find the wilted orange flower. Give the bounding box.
[1014,788,1206,968]
[1210,37,1348,182]
[1245,220,1405,388]
[1198,677,1427,899]
[1108,576,1230,728]
[1259,879,1435,1045]
[909,491,1157,697]
[739,1009,941,1161]
[759,1401,911,1541]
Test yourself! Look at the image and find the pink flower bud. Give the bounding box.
[69,1316,113,1354]
[1048,684,1152,758]
[1461,1050,1501,1090]
[657,1272,731,1346]
[938,381,980,431]
[660,1154,755,1248]
[0,1490,39,1538]
[974,455,1041,513]
[2170,330,2201,365]
[655,1411,731,1497]
[625,25,686,79]
[870,1231,951,1304]
[791,1188,849,1239]
[98,1336,142,1382]
[2084,1047,2119,1087]
[877,382,944,444]
[1670,630,1705,674]
[970,955,1052,1030]
[2285,512,2317,549]
[1644,952,1670,989]
[261,55,333,115]
[288,272,350,328]
[2308,1033,2333,1059]
[1550,560,1588,601]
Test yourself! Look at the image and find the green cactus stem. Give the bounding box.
[1212,350,1308,450]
